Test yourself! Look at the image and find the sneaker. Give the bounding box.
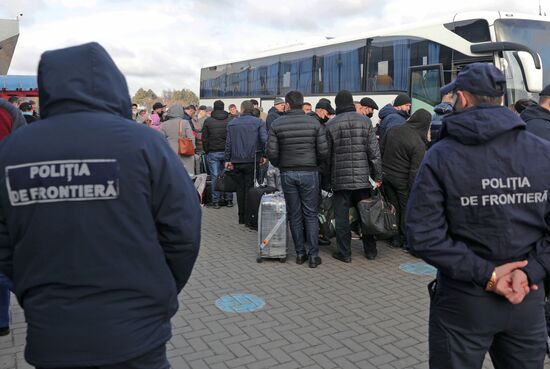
[213,203,221,209]
[0,327,9,336]
[226,201,234,208]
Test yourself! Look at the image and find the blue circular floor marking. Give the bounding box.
[399,262,437,276]
[215,294,265,313]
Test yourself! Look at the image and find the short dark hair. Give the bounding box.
[8,96,19,104]
[251,108,261,118]
[241,100,254,114]
[132,103,138,108]
[285,90,303,109]
[228,104,237,109]
[467,92,503,106]
[303,102,312,107]
[250,99,259,107]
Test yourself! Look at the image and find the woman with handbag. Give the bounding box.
[161,104,196,175]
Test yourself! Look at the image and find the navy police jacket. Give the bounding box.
[0,43,201,366]
[406,105,550,293]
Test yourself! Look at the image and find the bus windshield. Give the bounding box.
[495,19,550,102]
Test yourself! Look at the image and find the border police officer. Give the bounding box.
[0,43,201,369]
[406,63,550,369]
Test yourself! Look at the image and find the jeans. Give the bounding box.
[333,189,376,258]
[281,171,320,257]
[36,344,169,369]
[207,152,233,204]
[233,163,255,224]
[0,272,11,328]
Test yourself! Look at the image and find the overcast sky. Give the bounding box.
[0,0,546,96]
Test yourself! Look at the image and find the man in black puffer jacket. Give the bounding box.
[380,109,431,249]
[326,90,382,262]
[202,100,234,208]
[267,91,328,268]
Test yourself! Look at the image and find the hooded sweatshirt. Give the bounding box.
[406,105,550,294]
[377,104,410,139]
[0,42,201,367]
[381,109,431,189]
[520,104,550,142]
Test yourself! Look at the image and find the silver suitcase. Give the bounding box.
[257,193,287,263]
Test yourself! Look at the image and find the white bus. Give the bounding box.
[199,11,548,118]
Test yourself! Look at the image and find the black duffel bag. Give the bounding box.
[215,169,239,193]
[356,189,398,238]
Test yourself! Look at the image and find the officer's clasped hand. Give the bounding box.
[490,260,536,304]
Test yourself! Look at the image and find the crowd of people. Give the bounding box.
[1,40,550,369]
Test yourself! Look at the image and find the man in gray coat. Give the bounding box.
[325,90,382,262]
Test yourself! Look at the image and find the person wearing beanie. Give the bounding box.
[377,93,411,140]
[380,108,432,250]
[325,90,382,262]
[202,100,234,208]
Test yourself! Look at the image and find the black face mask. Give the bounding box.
[367,112,374,118]
[319,115,329,124]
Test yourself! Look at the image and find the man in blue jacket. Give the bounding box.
[0,43,201,369]
[376,94,411,139]
[225,100,268,224]
[406,63,550,369]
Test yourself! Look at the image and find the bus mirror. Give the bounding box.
[513,51,543,93]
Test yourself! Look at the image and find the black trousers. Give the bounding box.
[383,174,409,245]
[429,280,547,369]
[333,189,376,258]
[36,344,169,369]
[233,163,255,224]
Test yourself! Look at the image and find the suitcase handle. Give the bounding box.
[259,214,286,250]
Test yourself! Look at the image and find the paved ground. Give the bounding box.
[0,205,549,369]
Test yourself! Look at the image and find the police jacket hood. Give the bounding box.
[38,42,131,120]
[440,105,526,145]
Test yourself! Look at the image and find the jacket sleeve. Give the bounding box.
[266,125,279,167]
[406,155,494,287]
[225,124,232,162]
[0,210,13,280]
[523,214,550,284]
[316,124,328,164]
[258,120,268,155]
[366,120,382,182]
[150,137,201,293]
[202,121,210,153]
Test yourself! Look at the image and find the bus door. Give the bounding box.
[408,64,444,115]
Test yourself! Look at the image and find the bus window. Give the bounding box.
[409,64,444,113]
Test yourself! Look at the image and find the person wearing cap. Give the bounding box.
[314,98,335,125]
[0,42,201,369]
[380,109,432,250]
[151,101,166,122]
[202,100,234,208]
[325,90,382,262]
[19,101,39,124]
[406,63,550,368]
[520,84,550,142]
[266,97,285,131]
[377,94,411,140]
[359,97,379,118]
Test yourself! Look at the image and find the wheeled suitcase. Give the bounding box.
[257,193,287,263]
[245,186,277,229]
